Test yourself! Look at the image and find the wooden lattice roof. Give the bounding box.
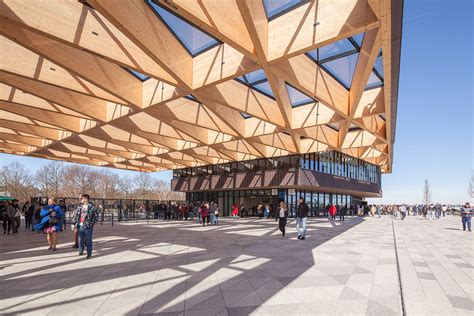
[0,0,402,173]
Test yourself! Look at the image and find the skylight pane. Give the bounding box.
[244,69,267,84]
[127,69,150,81]
[286,84,314,107]
[326,122,340,131]
[240,112,252,119]
[374,54,384,78]
[318,39,357,61]
[148,0,219,56]
[348,123,361,131]
[322,53,359,89]
[263,0,306,20]
[366,71,383,89]
[352,33,365,47]
[253,81,274,98]
[184,94,199,102]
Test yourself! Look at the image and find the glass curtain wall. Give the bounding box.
[174,151,381,185]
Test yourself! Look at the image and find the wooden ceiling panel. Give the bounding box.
[0,0,400,173]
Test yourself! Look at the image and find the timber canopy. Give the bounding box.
[0,0,402,173]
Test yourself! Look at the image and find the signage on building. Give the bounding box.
[271,189,278,195]
[288,189,295,195]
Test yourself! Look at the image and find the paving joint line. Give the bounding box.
[391,217,406,316]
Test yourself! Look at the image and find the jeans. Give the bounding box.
[296,217,307,238]
[462,217,471,231]
[278,217,287,236]
[78,226,94,256]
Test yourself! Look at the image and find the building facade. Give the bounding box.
[172,150,381,216]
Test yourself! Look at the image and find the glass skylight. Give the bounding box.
[253,81,274,98]
[263,0,309,20]
[235,69,275,99]
[306,34,374,90]
[184,94,199,102]
[326,122,340,131]
[286,84,315,107]
[240,112,252,119]
[348,123,361,131]
[125,68,150,81]
[308,39,357,62]
[147,0,220,56]
[241,69,267,84]
[321,53,359,89]
[366,71,383,89]
[352,33,364,47]
[374,52,384,78]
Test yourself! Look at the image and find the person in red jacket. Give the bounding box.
[329,204,337,222]
[231,203,239,219]
[200,201,210,226]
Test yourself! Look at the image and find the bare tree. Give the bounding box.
[35,161,64,197]
[1,162,36,201]
[134,173,153,199]
[423,179,431,206]
[118,175,135,199]
[62,165,94,197]
[154,179,171,200]
[96,170,119,199]
[0,160,183,202]
[469,172,474,198]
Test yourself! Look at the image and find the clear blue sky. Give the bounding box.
[0,0,472,204]
[368,0,473,204]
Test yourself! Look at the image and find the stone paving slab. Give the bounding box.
[0,215,472,315]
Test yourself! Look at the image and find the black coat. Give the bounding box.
[297,202,309,218]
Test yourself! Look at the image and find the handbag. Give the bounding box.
[48,212,59,224]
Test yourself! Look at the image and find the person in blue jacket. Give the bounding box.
[34,198,63,251]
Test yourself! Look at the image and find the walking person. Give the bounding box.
[339,204,346,221]
[10,200,21,233]
[194,203,201,224]
[370,205,376,217]
[231,203,239,219]
[25,202,34,229]
[213,203,219,225]
[34,198,64,250]
[257,203,263,219]
[296,197,309,240]
[4,201,15,234]
[200,201,209,226]
[276,201,288,239]
[22,201,30,229]
[14,202,21,232]
[6,200,18,234]
[1,201,7,234]
[328,203,337,221]
[264,204,270,219]
[428,205,434,220]
[441,204,447,217]
[460,202,472,232]
[59,199,68,231]
[71,202,80,249]
[209,202,216,225]
[72,194,99,259]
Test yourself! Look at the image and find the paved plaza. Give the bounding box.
[0,215,472,315]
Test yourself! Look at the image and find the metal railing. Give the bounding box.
[31,197,185,226]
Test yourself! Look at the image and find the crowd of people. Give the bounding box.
[367,203,453,219]
[1,194,100,258]
[2,195,471,256]
[366,203,472,231]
